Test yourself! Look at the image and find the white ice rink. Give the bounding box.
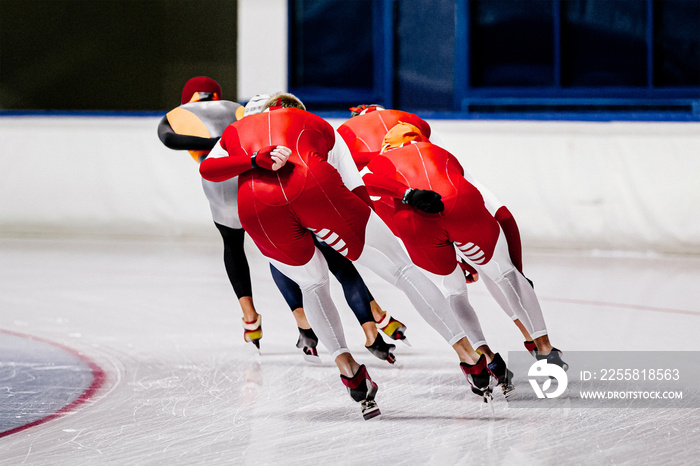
[1,236,699,465]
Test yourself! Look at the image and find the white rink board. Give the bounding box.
[1,116,699,254]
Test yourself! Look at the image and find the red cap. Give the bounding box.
[181,76,222,104]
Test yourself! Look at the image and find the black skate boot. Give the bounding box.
[460,354,493,403]
[536,347,569,371]
[365,333,397,364]
[376,312,409,344]
[296,327,320,363]
[487,353,515,400]
[340,365,380,420]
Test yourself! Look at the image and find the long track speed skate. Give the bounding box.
[460,354,493,403]
[242,315,262,352]
[365,333,397,364]
[536,347,569,371]
[487,353,515,400]
[376,311,409,345]
[296,327,321,364]
[340,365,381,420]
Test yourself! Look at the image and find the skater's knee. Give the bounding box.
[394,263,421,286]
[489,264,518,284]
[299,276,330,294]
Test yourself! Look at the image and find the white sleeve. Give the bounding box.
[431,130,504,213]
[206,139,229,159]
[327,130,364,191]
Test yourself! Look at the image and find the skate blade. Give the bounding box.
[248,339,261,355]
[303,353,322,364]
[302,347,321,364]
[362,401,381,420]
[399,337,412,347]
[486,395,495,416]
[500,384,516,401]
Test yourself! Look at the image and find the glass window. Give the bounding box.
[394,0,455,111]
[561,0,648,87]
[289,0,374,89]
[469,0,554,87]
[654,0,700,87]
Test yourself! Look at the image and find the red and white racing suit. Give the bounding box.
[338,110,546,337]
[364,141,549,340]
[201,108,469,357]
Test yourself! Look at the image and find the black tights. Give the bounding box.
[269,239,376,325]
[214,223,252,299]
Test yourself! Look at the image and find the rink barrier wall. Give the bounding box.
[1,115,698,255]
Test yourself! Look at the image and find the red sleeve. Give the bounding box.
[362,156,410,199]
[199,151,252,182]
[199,128,252,182]
[351,185,374,209]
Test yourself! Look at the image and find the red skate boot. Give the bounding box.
[340,365,381,420]
[460,354,493,403]
[524,340,537,357]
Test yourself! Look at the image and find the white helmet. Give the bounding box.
[243,94,271,117]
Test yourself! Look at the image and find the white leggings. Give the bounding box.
[270,212,467,359]
[462,230,548,340]
[422,265,488,349]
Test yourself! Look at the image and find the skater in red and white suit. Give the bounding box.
[354,119,566,369]
[200,94,497,418]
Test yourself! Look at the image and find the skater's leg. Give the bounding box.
[315,240,380,346]
[215,222,258,321]
[355,213,470,354]
[474,230,549,342]
[270,263,303,311]
[215,222,262,346]
[291,307,311,329]
[334,351,361,378]
[238,297,258,324]
[422,265,495,360]
[481,274,534,341]
[269,249,350,361]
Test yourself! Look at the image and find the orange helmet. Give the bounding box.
[381,121,426,154]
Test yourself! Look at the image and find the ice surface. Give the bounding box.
[0,237,699,465]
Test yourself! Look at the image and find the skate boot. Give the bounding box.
[365,333,397,364]
[458,258,479,284]
[487,353,515,400]
[296,327,321,363]
[536,347,569,371]
[460,354,493,403]
[524,340,537,357]
[376,311,408,344]
[242,315,262,351]
[340,365,380,420]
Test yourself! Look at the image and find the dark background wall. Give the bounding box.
[0,0,237,111]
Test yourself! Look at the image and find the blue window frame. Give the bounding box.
[288,0,700,119]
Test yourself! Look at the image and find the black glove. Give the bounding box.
[402,188,444,213]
